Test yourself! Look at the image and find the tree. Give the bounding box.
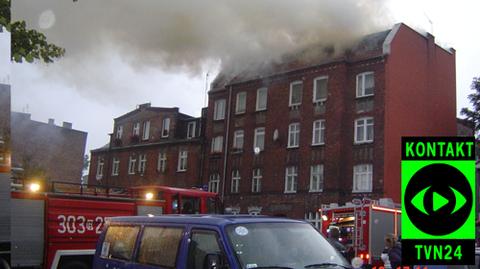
[0,0,65,63]
[460,77,480,137]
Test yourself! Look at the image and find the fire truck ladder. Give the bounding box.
[353,201,367,255]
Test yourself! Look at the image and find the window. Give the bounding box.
[137,227,183,268]
[162,118,170,138]
[353,164,373,193]
[254,127,265,152]
[256,87,268,111]
[157,152,167,173]
[312,120,325,145]
[112,157,120,176]
[288,123,300,148]
[177,150,188,172]
[115,125,123,139]
[289,81,303,107]
[310,164,324,192]
[235,92,246,114]
[128,156,137,175]
[214,99,226,120]
[211,136,223,153]
[138,154,147,174]
[231,170,240,193]
[96,158,104,179]
[285,166,298,193]
[187,230,225,269]
[356,72,374,97]
[208,174,220,193]
[187,121,196,139]
[354,117,374,143]
[132,122,140,136]
[101,226,139,260]
[252,168,262,193]
[142,121,150,140]
[233,130,244,150]
[313,76,328,103]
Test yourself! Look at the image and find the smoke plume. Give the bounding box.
[12,0,393,93]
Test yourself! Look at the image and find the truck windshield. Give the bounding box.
[226,222,350,269]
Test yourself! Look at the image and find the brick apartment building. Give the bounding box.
[88,103,205,188]
[203,23,457,218]
[11,112,87,183]
[0,84,10,172]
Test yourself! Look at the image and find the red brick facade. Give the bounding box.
[88,104,206,188]
[202,23,457,218]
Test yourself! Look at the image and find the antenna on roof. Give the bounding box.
[423,11,434,35]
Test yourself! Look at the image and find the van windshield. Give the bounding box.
[226,222,350,269]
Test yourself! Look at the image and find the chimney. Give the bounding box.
[48,118,55,125]
[62,122,73,129]
[138,103,151,110]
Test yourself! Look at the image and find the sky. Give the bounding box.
[1,0,480,159]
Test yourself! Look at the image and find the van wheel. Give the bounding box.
[61,261,89,269]
[0,258,10,269]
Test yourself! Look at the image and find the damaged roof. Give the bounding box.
[211,28,392,91]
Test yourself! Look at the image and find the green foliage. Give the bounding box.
[460,77,480,137]
[0,0,65,63]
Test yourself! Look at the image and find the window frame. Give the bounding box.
[352,164,373,193]
[235,91,247,114]
[138,154,147,174]
[231,170,240,193]
[284,166,298,193]
[161,118,170,138]
[288,123,300,148]
[252,168,262,193]
[312,119,326,146]
[111,157,120,176]
[233,130,244,150]
[356,71,375,98]
[214,99,226,121]
[142,121,150,140]
[132,122,140,136]
[96,158,104,179]
[289,80,303,107]
[208,173,220,193]
[253,127,265,152]
[115,125,123,139]
[256,87,268,111]
[354,117,374,144]
[211,136,224,153]
[157,152,167,173]
[187,121,196,139]
[310,164,324,192]
[313,76,328,103]
[177,150,188,172]
[128,156,137,175]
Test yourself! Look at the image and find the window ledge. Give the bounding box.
[177,169,187,173]
[309,190,323,193]
[284,191,297,194]
[355,94,374,99]
[313,99,327,105]
[287,146,299,149]
[255,109,267,112]
[311,143,325,147]
[353,141,374,145]
[235,111,246,115]
[352,190,372,193]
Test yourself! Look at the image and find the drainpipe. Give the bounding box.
[221,86,233,201]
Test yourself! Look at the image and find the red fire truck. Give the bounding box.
[7,181,221,269]
[319,198,401,265]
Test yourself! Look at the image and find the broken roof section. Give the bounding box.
[211,27,391,91]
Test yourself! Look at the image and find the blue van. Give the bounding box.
[93,215,351,269]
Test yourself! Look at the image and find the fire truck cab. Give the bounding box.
[7,181,221,269]
[320,198,401,265]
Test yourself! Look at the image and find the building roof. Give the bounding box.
[210,28,392,91]
[109,215,305,227]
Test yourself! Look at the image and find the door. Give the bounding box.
[187,229,232,269]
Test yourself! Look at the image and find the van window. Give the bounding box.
[137,226,184,267]
[101,226,139,261]
[187,230,228,269]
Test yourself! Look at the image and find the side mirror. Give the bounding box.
[203,253,223,269]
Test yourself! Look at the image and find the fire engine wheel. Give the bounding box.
[0,258,10,269]
[60,261,89,269]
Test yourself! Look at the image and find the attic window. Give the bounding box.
[356,72,374,97]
